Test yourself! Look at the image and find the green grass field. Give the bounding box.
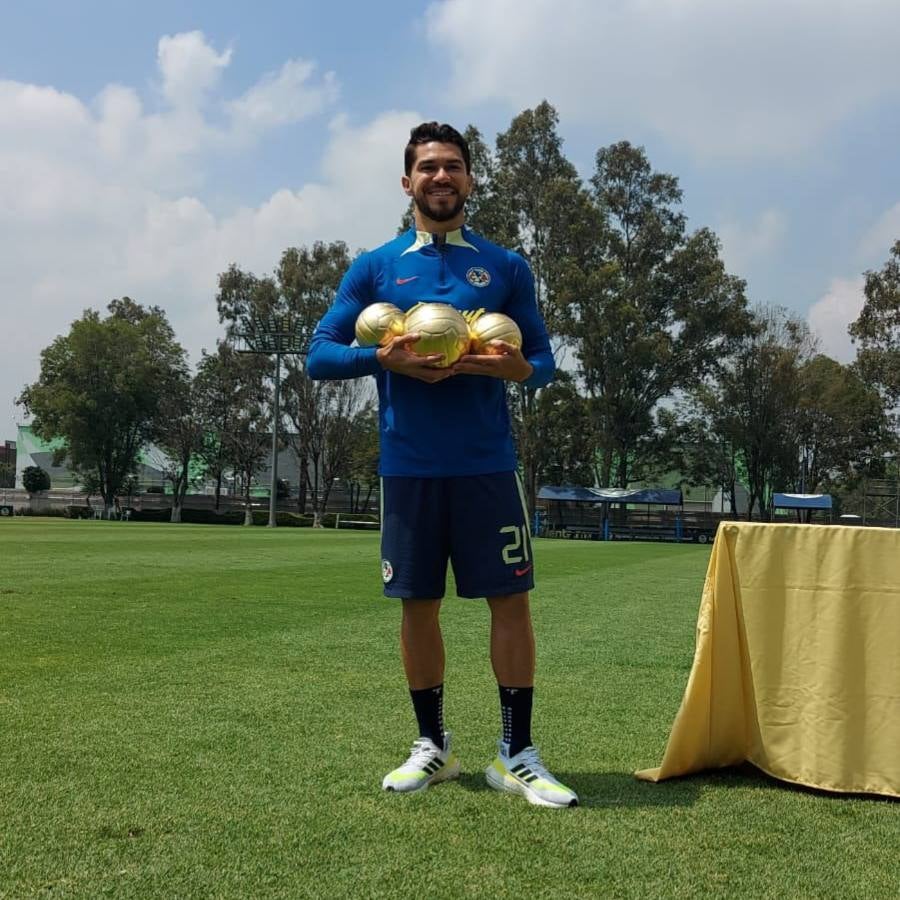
[1,520,897,899]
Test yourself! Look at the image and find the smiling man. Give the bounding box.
[306,122,577,808]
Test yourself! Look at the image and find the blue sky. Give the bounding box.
[3,0,900,441]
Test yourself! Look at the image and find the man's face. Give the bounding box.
[402,141,473,225]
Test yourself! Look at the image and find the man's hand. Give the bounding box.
[376,333,456,383]
[450,341,534,382]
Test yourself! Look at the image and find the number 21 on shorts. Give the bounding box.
[499,525,530,564]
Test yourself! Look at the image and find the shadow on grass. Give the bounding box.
[702,762,900,803]
[458,769,701,809]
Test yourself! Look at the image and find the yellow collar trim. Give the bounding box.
[400,228,479,255]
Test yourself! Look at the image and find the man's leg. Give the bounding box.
[488,592,535,755]
[402,598,447,749]
[487,591,534,687]
[401,597,445,689]
[382,598,460,792]
[485,592,578,808]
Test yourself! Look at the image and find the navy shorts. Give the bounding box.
[380,472,535,599]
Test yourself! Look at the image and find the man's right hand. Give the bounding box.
[376,333,455,383]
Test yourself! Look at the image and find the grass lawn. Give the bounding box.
[1,519,897,899]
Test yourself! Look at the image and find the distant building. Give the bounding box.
[13,424,308,497]
[0,440,15,487]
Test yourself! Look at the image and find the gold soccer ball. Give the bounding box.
[355,302,406,347]
[468,312,522,355]
[404,303,471,368]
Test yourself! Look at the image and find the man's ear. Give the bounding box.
[401,175,413,197]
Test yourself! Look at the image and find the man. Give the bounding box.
[307,122,577,808]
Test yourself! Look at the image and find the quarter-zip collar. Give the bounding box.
[400,226,479,255]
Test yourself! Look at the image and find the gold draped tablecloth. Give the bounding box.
[636,522,900,798]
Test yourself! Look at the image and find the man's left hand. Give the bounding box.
[450,341,533,382]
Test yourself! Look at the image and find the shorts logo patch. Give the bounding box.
[381,559,394,583]
[466,266,491,287]
[515,563,533,577]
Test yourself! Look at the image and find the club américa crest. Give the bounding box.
[381,559,394,582]
[466,266,491,287]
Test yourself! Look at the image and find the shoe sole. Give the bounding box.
[485,764,578,808]
[383,758,461,793]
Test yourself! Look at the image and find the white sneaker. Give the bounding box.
[486,741,579,808]
[382,733,460,793]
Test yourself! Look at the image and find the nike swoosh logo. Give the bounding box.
[395,276,419,285]
[515,564,533,577]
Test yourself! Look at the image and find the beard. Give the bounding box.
[413,190,466,223]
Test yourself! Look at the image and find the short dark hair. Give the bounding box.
[404,122,471,175]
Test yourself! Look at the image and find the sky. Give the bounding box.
[3,0,900,442]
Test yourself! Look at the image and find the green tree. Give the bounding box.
[155,373,206,522]
[671,389,743,515]
[530,373,595,487]
[22,465,50,494]
[696,307,814,518]
[795,355,891,492]
[566,142,750,487]
[483,102,600,510]
[312,379,371,526]
[849,240,900,434]
[18,299,187,516]
[346,406,380,513]
[217,242,353,516]
[279,242,354,513]
[222,368,272,526]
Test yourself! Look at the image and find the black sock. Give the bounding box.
[410,684,444,749]
[499,685,534,757]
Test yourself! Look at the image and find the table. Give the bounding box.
[636,522,900,798]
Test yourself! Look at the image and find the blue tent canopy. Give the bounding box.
[537,486,683,506]
[772,493,833,510]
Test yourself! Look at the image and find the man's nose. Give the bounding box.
[432,167,452,182]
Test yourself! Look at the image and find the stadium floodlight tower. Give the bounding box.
[234,312,306,527]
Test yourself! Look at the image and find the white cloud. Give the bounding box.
[858,201,900,263]
[426,0,900,158]
[0,34,414,439]
[157,31,232,110]
[718,209,787,276]
[807,276,865,363]
[229,59,339,132]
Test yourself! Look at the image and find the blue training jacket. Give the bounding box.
[306,226,555,477]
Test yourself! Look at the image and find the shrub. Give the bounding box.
[22,466,51,493]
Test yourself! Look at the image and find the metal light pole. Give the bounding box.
[235,313,305,527]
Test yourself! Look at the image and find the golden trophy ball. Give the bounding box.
[468,312,522,355]
[355,302,406,347]
[404,303,471,368]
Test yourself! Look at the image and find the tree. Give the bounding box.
[297,378,370,527]
[22,465,50,494]
[693,307,814,519]
[278,242,353,512]
[795,355,891,492]
[155,373,205,522]
[530,373,595,487]
[850,240,900,434]
[671,389,743,515]
[18,299,187,516]
[222,367,272,526]
[481,102,600,509]
[346,406,380,513]
[566,142,751,487]
[216,242,353,516]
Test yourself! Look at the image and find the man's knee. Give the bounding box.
[401,597,443,627]
[487,592,531,623]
